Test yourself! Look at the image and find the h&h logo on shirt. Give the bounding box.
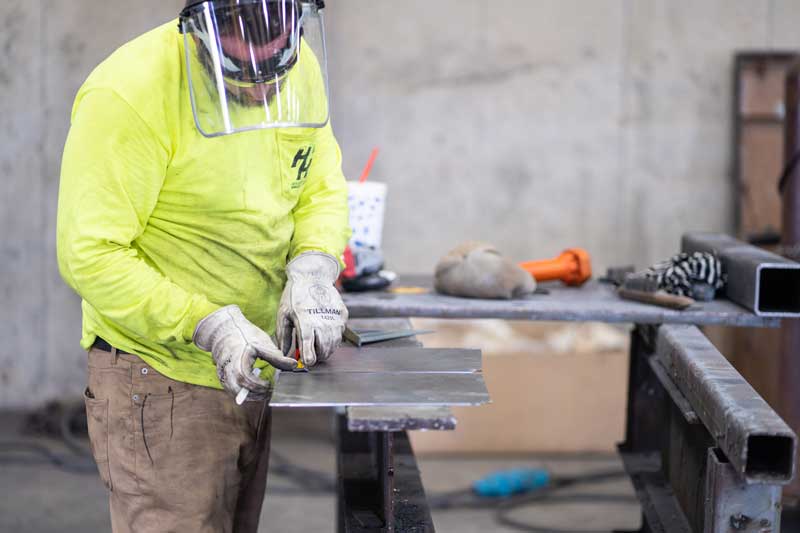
[292,146,315,181]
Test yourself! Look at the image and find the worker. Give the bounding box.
[56,1,349,531]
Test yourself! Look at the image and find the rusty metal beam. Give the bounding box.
[657,325,796,484]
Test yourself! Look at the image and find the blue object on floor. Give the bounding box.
[472,468,551,498]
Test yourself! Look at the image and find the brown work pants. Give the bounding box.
[83,348,272,533]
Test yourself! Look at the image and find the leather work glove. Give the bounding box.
[277,252,349,367]
[434,241,536,299]
[194,305,298,398]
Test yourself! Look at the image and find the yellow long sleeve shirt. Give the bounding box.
[57,20,350,388]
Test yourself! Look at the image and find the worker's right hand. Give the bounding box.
[193,305,298,398]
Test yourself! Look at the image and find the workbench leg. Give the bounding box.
[619,324,692,533]
[336,413,395,532]
[623,325,668,453]
[335,414,435,532]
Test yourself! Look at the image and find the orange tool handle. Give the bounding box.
[519,248,592,286]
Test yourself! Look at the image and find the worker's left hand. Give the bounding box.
[277,252,348,367]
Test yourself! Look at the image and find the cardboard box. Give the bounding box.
[409,319,630,454]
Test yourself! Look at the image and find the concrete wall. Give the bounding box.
[1,0,799,407]
[327,0,800,271]
[0,1,184,407]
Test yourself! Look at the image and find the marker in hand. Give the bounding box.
[235,367,262,405]
[237,339,309,405]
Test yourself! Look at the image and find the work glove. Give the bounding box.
[194,305,298,398]
[277,252,349,367]
[434,241,536,299]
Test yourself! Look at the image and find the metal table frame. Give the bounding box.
[620,324,793,532]
[335,268,798,531]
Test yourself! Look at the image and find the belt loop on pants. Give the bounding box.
[111,346,118,365]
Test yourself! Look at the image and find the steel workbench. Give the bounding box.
[329,274,796,532]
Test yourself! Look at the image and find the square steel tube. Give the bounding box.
[682,232,800,317]
[657,324,796,483]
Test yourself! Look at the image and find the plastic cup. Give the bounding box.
[347,181,387,249]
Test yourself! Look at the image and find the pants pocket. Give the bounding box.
[84,386,113,491]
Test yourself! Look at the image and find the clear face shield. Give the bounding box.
[179,0,330,137]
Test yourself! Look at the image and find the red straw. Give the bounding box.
[358,147,380,183]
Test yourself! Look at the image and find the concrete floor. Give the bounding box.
[0,408,641,533]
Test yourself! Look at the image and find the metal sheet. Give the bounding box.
[346,318,424,348]
[347,407,457,432]
[343,276,779,328]
[682,232,800,317]
[313,347,482,374]
[657,324,797,484]
[344,327,434,347]
[272,373,489,407]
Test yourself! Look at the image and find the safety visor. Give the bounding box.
[179,0,330,137]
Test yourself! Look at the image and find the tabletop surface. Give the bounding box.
[343,275,778,328]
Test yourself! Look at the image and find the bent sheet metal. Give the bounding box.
[270,346,488,407]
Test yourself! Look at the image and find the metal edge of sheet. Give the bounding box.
[346,406,457,432]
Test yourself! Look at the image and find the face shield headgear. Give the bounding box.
[179,0,330,137]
